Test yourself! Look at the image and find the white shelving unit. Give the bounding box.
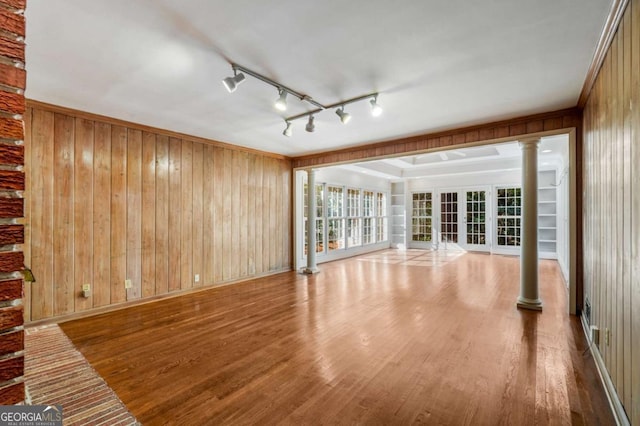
[538,170,557,258]
[391,182,406,249]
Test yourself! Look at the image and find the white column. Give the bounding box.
[517,138,542,310]
[303,168,319,274]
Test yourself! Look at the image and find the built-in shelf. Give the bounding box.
[391,182,406,249]
[537,170,558,259]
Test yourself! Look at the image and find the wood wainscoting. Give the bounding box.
[60,251,613,425]
[23,102,292,322]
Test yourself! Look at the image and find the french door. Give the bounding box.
[436,188,489,251]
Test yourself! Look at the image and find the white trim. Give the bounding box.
[580,315,630,426]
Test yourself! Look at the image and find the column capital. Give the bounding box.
[518,137,541,149]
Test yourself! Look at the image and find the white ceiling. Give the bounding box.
[331,134,569,180]
[25,0,611,156]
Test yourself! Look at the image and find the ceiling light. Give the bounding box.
[335,107,351,124]
[306,115,315,133]
[275,89,288,111]
[283,121,293,137]
[223,63,384,136]
[222,71,246,93]
[370,97,383,117]
[542,149,552,153]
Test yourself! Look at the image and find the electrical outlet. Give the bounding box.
[605,328,611,346]
[82,283,90,292]
[194,274,200,283]
[124,279,132,289]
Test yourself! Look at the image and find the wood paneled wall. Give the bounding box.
[292,108,582,168]
[0,0,26,405]
[23,103,292,322]
[582,0,640,423]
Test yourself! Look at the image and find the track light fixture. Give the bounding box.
[305,115,315,133]
[283,121,293,137]
[335,107,351,124]
[275,89,288,111]
[222,63,383,137]
[222,68,246,93]
[370,96,383,117]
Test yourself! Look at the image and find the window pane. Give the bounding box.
[496,186,522,247]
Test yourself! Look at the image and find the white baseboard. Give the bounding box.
[579,315,630,426]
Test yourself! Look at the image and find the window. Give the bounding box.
[347,189,362,247]
[412,192,432,242]
[376,192,388,242]
[327,186,345,250]
[303,183,324,254]
[496,187,521,246]
[363,191,375,244]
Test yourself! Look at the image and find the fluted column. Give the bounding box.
[517,138,542,311]
[303,168,319,274]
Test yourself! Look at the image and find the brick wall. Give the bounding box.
[0,0,26,405]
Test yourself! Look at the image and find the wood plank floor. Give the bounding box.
[59,250,613,425]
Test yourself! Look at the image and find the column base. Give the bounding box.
[516,296,543,311]
[301,267,319,275]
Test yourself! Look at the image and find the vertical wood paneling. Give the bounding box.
[141,132,156,298]
[110,126,127,304]
[213,147,224,283]
[583,0,640,422]
[255,156,263,274]
[269,159,277,271]
[192,143,203,287]
[262,158,270,273]
[126,129,142,300]
[168,138,181,292]
[30,109,54,320]
[180,140,193,289]
[239,152,248,278]
[22,108,31,322]
[231,150,240,279]
[202,145,215,285]
[53,114,74,316]
[73,118,93,311]
[155,135,169,295]
[623,3,633,414]
[222,149,232,281]
[25,103,292,321]
[93,123,111,307]
[630,1,640,423]
[247,154,256,275]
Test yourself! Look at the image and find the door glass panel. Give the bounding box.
[411,192,432,242]
[466,191,486,245]
[496,187,521,246]
[440,192,458,243]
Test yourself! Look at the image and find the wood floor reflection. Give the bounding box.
[60,250,613,425]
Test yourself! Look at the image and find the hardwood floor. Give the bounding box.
[59,250,613,425]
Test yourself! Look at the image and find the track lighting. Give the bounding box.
[222,70,246,93]
[335,107,351,124]
[275,89,288,111]
[283,121,293,137]
[305,116,315,133]
[370,97,383,117]
[222,63,384,137]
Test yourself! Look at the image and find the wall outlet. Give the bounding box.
[124,279,132,289]
[605,328,610,346]
[82,284,90,292]
[194,274,200,283]
[590,325,600,346]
